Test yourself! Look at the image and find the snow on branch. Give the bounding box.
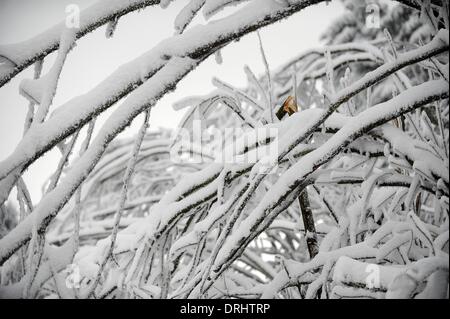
[0,0,162,88]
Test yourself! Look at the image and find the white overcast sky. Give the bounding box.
[0,0,344,203]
